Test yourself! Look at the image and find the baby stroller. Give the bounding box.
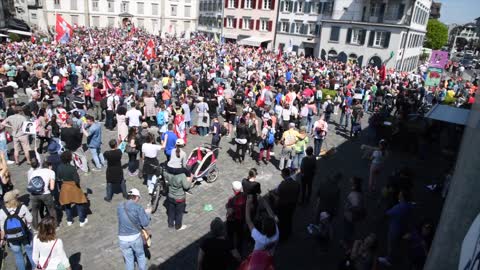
[186,144,220,184]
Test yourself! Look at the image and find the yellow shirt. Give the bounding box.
[282,129,300,147]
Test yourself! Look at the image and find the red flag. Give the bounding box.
[30,35,36,44]
[103,76,114,90]
[55,14,73,44]
[144,40,156,60]
[379,64,386,82]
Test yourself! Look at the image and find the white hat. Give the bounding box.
[232,181,242,192]
[176,138,185,146]
[128,188,141,198]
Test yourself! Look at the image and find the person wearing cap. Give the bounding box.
[279,122,300,171]
[0,189,35,269]
[117,188,151,270]
[225,181,247,252]
[166,138,191,179]
[197,217,241,270]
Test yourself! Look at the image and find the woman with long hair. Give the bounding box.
[32,217,71,270]
[126,127,139,176]
[116,106,128,142]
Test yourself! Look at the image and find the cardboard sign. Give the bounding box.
[22,121,37,135]
[425,67,443,87]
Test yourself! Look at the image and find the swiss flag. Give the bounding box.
[103,76,114,90]
[55,14,73,44]
[143,39,156,60]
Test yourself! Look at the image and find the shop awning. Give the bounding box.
[6,29,32,36]
[0,34,8,37]
[237,36,271,47]
[223,33,238,40]
[425,104,470,125]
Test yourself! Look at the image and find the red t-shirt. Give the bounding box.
[93,87,105,102]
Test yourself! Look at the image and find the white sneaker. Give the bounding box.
[79,219,89,227]
[378,257,392,267]
[67,221,73,226]
[176,225,188,231]
[6,160,14,165]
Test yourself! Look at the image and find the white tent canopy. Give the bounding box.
[237,36,271,47]
[425,104,470,125]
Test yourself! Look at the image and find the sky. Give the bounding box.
[437,0,478,25]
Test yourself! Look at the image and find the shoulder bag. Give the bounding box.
[36,239,57,270]
[123,203,151,248]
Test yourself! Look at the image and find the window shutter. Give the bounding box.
[271,0,275,10]
[346,28,352,43]
[256,20,260,30]
[397,4,405,20]
[268,21,273,31]
[250,19,254,29]
[315,24,320,36]
[290,22,295,33]
[258,0,263,9]
[280,1,284,11]
[305,2,311,13]
[286,23,289,32]
[224,18,227,27]
[293,1,297,12]
[318,2,323,14]
[233,18,237,28]
[239,19,243,28]
[235,0,239,8]
[277,22,281,31]
[225,0,228,8]
[241,0,245,8]
[368,30,375,46]
[360,29,366,45]
[383,32,391,48]
[288,1,293,12]
[252,0,256,9]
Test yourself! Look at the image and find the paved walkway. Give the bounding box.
[4,111,449,270]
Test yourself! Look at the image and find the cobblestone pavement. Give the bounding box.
[4,111,449,270]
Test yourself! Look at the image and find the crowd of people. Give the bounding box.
[0,26,475,270]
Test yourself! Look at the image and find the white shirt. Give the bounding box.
[32,236,70,270]
[27,168,55,195]
[251,226,279,251]
[107,95,119,111]
[142,143,163,158]
[126,109,142,127]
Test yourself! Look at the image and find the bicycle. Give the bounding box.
[148,164,167,214]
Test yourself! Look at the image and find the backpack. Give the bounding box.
[156,111,166,126]
[2,206,28,243]
[325,102,334,114]
[267,129,275,145]
[100,96,109,110]
[27,175,45,195]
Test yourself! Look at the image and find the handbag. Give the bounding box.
[123,203,152,248]
[36,239,58,269]
[5,131,12,143]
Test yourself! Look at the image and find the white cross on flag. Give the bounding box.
[55,14,73,44]
[143,40,156,60]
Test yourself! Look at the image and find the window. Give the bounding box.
[152,19,159,32]
[308,23,316,35]
[121,1,129,13]
[137,2,144,14]
[54,0,60,9]
[297,1,303,13]
[329,26,340,42]
[228,0,235,8]
[31,13,37,19]
[242,18,252,29]
[137,18,144,28]
[372,31,390,47]
[171,5,177,16]
[92,16,100,27]
[294,22,302,34]
[245,0,252,9]
[108,0,115,12]
[152,3,158,15]
[263,0,271,9]
[260,19,269,31]
[350,28,362,44]
[71,15,78,25]
[370,2,380,17]
[71,0,77,10]
[280,21,289,32]
[226,17,234,28]
[283,1,292,12]
[92,1,99,11]
[108,17,115,27]
[185,6,191,17]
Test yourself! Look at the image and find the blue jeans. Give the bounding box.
[314,138,324,156]
[89,147,105,169]
[363,100,370,112]
[292,152,305,170]
[119,236,146,270]
[65,203,87,223]
[198,126,208,136]
[9,240,34,270]
[306,116,313,133]
[339,113,351,128]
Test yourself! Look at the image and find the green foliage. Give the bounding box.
[8,33,21,42]
[322,89,337,98]
[425,19,448,50]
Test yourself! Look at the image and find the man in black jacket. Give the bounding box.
[275,168,300,242]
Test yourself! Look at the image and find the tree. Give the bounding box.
[425,19,448,50]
